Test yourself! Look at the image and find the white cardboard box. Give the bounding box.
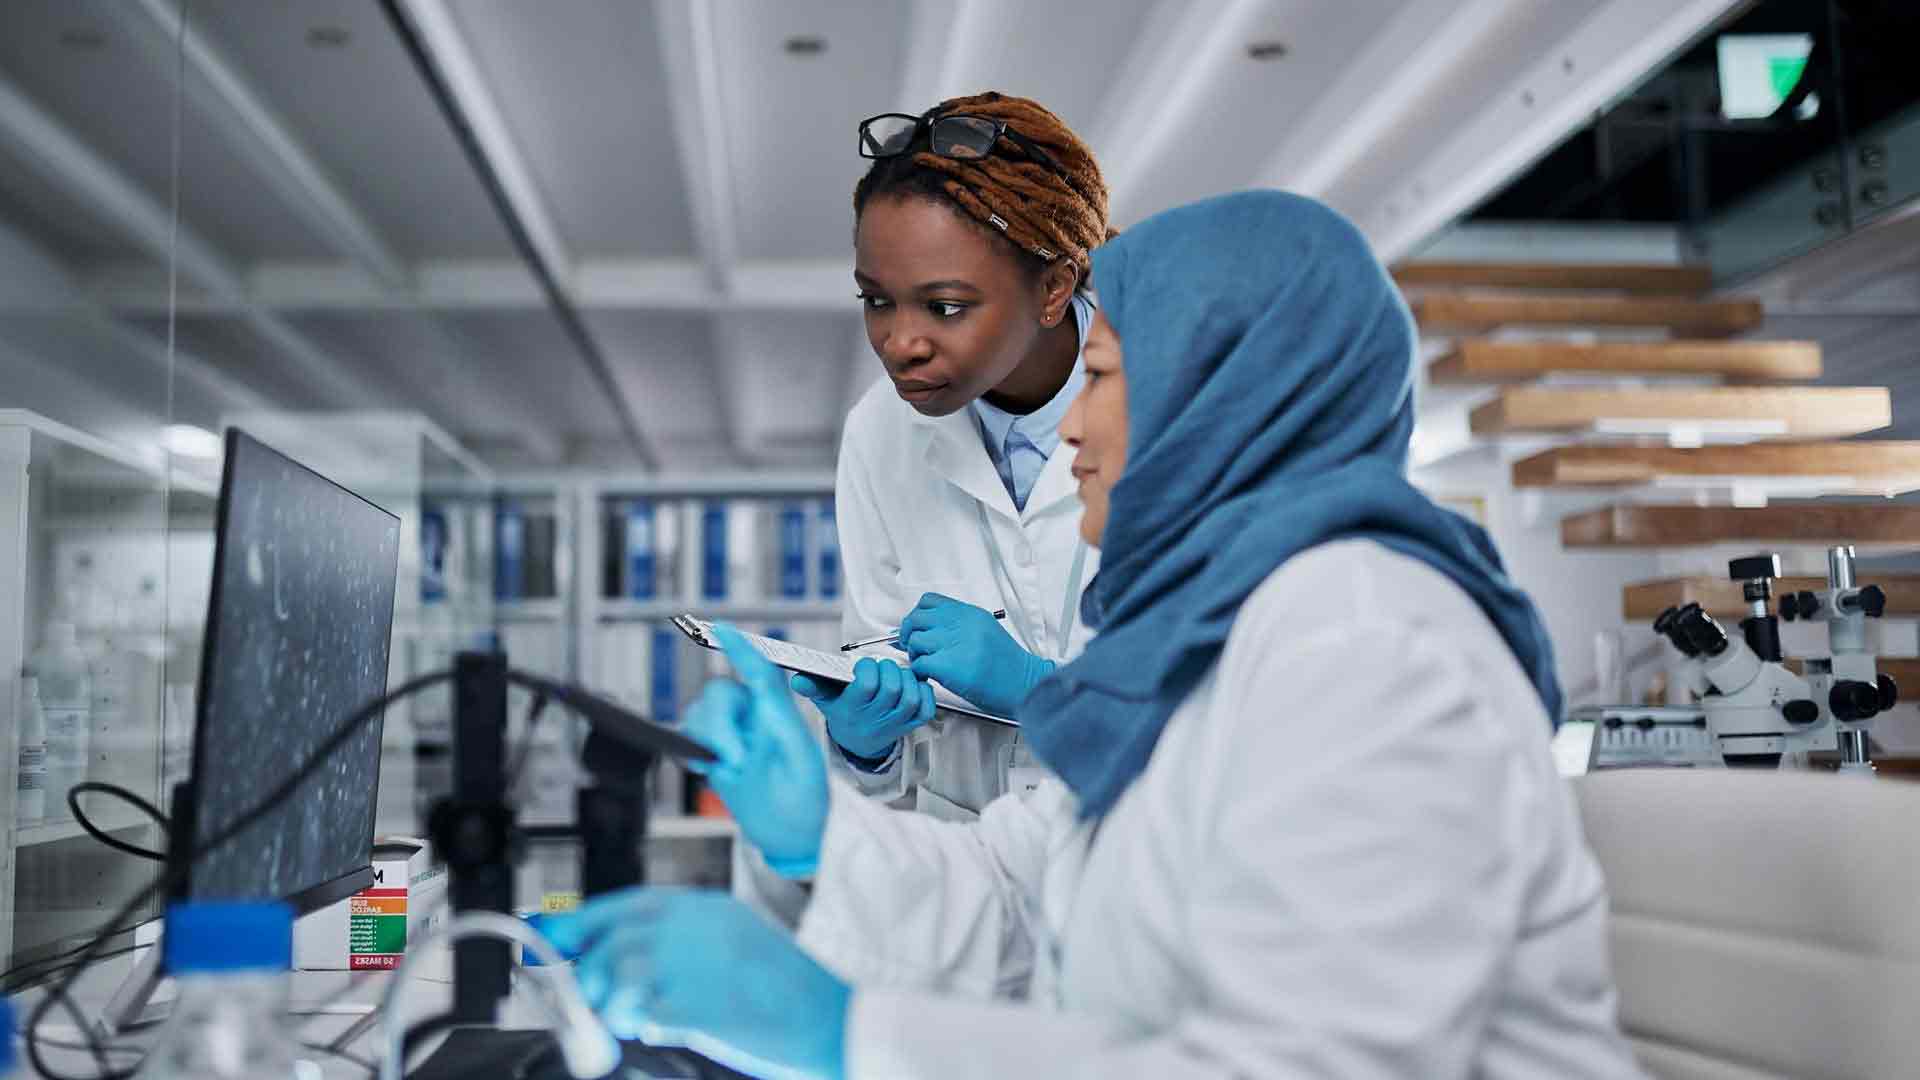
[294,838,446,971]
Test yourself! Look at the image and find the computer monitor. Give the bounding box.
[180,428,401,913]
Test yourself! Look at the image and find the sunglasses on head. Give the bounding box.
[857,111,1067,178]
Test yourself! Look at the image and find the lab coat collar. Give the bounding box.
[919,409,1022,524]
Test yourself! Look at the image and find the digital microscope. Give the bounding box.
[1578,545,1898,772]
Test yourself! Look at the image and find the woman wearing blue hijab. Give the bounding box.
[544,192,1642,1079]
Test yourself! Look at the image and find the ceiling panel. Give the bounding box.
[936,0,1163,134]
[0,0,336,263]
[715,0,910,260]
[436,310,634,444]
[191,0,515,260]
[722,310,858,453]
[0,137,149,265]
[586,310,724,445]
[125,313,328,410]
[1116,0,1414,229]
[446,0,696,259]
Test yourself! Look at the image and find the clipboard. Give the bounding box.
[670,614,1018,728]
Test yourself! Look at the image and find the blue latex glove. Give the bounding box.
[681,623,829,877]
[899,593,1056,718]
[542,888,850,1080]
[792,656,935,764]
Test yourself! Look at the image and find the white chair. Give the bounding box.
[1574,769,1920,1079]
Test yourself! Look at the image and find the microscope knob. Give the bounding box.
[1830,680,1883,722]
[1729,553,1782,582]
[1653,605,1681,634]
[1790,590,1820,620]
[1782,699,1820,726]
[1879,673,1900,711]
[1859,585,1887,618]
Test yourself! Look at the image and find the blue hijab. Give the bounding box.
[1021,191,1562,820]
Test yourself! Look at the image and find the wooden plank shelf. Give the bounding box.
[1784,657,1920,689]
[1623,576,1920,620]
[1564,504,1920,548]
[1513,443,1920,492]
[1393,262,1713,294]
[1412,294,1764,337]
[1469,386,1889,439]
[1429,340,1822,384]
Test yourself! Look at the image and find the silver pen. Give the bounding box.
[841,609,1008,652]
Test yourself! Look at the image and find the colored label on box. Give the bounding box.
[348,887,408,969]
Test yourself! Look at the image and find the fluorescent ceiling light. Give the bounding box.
[161,423,223,459]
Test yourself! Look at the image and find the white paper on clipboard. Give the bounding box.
[670,614,1017,728]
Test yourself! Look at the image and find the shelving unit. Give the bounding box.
[0,410,185,969]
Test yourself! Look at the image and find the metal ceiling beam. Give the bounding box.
[655,0,744,463]
[1359,0,1743,263]
[389,0,658,469]
[1255,0,1525,199]
[89,258,858,314]
[1086,0,1266,223]
[114,0,409,287]
[0,68,382,410]
[103,0,568,465]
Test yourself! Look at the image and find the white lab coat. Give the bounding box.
[826,372,1099,820]
[794,540,1644,1079]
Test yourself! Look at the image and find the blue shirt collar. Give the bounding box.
[971,292,1094,458]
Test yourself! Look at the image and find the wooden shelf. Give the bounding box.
[1412,294,1764,336]
[1429,340,1822,384]
[1784,657,1920,689]
[1623,576,1920,620]
[1564,504,1920,548]
[1469,386,1888,439]
[1393,262,1713,294]
[1513,443,1920,492]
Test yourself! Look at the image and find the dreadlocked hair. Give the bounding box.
[853,91,1114,284]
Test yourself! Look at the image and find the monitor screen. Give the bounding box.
[185,429,400,911]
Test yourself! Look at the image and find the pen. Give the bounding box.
[841,609,1008,652]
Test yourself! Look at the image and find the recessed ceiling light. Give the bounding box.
[1246,40,1288,61]
[307,26,351,49]
[58,27,108,51]
[784,35,827,56]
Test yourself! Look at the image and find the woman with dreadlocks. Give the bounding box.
[781,92,1115,825]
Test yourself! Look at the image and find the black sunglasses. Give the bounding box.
[857,111,1067,178]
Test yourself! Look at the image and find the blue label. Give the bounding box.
[817,500,839,600]
[702,501,727,601]
[420,505,448,603]
[651,627,677,725]
[780,503,807,599]
[625,500,656,600]
[763,626,788,642]
[496,502,524,602]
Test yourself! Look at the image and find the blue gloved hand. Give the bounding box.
[681,623,829,877]
[900,593,1056,718]
[542,888,850,1080]
[792,656,935,764]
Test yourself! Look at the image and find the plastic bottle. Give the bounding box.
[15,676,46,825]
[86,617,135,790]
[30,623,90,822]
[0,993,15,1076]
[137,901,298,1080]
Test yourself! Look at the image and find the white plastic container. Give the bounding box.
[31,622,91,821]
[15,676,46,824]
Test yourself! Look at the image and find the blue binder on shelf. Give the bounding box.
[701,500,727,601]
[625,499,656,600]
[816,499,839,600]
[779,502,807,599]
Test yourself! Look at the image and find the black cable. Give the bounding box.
[0,944,144,996]
[25,669,452,1080]
[66,782,169,862]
